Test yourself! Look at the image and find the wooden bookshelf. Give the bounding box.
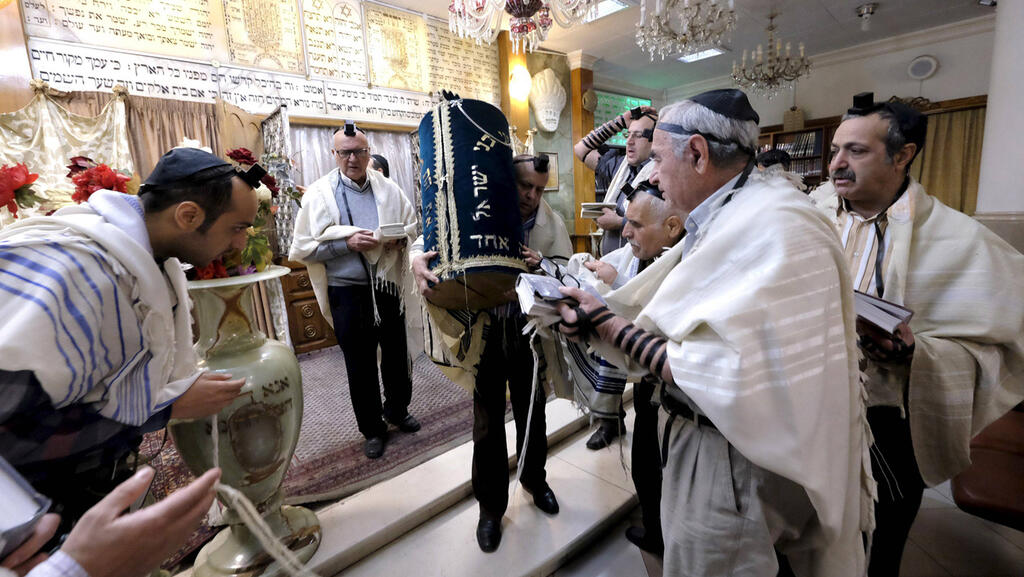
[757,123,837,189]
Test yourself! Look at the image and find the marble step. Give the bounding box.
[182,388,634,577]
[334,403,639,577]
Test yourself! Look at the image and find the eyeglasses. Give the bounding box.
[622,129,654,141]
[539,257,581,289]
[334,148,369,159]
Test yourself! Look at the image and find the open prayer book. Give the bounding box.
[516,273,605,327]
[373,223,407,241]
[854,291,914,336]
[0,457,51,558]
[580,202,617,219]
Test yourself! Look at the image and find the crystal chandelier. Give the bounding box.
[635,0,736,62]
[449,0,596,53]
[731,14,812,99]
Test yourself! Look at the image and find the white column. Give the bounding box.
[976,0,1024,213]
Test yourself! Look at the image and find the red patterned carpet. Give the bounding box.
[141,349,476,568]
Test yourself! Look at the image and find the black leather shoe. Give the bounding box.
[524,484,559,515]
[389,413,421,433]
[586,418,626,450]
[625,526,664,556]
[363,434,387,459]
[476,516,502,552]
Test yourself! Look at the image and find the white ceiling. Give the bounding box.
[382,0,995,93]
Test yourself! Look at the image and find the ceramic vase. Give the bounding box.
[170,265,320,577]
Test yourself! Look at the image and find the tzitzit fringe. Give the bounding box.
[211,414,320,577]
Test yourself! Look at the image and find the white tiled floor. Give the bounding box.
[552,482,1024,577]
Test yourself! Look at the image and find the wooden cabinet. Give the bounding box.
[279,260,337,355]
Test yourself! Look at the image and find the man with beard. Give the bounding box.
[574,105,658,448]
[554,89,873,576]
[810,93,1024,577]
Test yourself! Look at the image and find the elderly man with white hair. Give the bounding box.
[554,89,874,576]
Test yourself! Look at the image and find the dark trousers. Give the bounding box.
[632,378,663,544]
[867,406,926,577]
[328,285,412,439]
[472,316,548,518]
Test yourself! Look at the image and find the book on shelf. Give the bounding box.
[1,456,51,558]
[854,291,914,336]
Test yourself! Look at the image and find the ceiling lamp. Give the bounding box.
[731,14,812,100]
[449,0,596,53]
[635,0,736,62]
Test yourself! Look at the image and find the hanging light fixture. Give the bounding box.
[635,0,736,62]
[449,0,596,53]
[731,14,812,100]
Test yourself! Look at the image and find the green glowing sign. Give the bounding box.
[594,90,653,147]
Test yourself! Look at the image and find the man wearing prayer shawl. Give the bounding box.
[810,92,1024,577]
[555,89,874,577]
[0,147,257,549]
[574,104,658,448]
[289,123,420,460]
[411,154,572,553]
[562,182,685,556]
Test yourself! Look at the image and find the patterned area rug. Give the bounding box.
[142,349,476,568]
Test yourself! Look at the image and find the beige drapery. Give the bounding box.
[0,86,132,219]
[909,107,986,215]
[56,91,221,178]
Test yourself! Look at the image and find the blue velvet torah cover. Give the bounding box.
[419,98,527,310]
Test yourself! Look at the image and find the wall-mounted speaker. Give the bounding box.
[907,55,939,81]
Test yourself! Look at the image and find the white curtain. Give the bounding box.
[289,124,417,208]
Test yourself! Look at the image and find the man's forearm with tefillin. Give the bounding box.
[560,305,673,385]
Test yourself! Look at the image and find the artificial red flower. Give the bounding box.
[261,173,279,195]
[0,163,41,218]
[71,164,130,204]
[191,259,229,280]
[226,148,257,166]
[66,156,97,177]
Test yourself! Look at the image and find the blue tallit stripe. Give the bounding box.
[566,342,627,394]
[78,243,129,368]
[0,252,97,396]
[0,262,89,401]
[30,244,114,373]
[0,278,78,400]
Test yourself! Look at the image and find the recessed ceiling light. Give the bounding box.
[978,0,996,6]
[584,0,631,24]
[677,47,726,63]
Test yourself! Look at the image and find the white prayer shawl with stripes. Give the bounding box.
[593,173,873,576]
[0,191,200,426]
[811,179,1024,485]
[553,246,636,417]
[289,168,417,328]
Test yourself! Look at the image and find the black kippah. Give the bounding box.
[690,89,760,124]
[144,148,231,187]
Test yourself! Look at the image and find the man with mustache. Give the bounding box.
[575,182,685,556]
[810,93,1024,577]
[574,105,658,449]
